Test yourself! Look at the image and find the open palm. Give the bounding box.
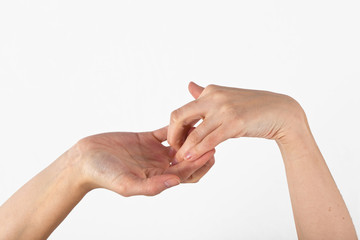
[76,126,215,197]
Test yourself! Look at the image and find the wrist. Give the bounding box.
[275,109,319,162]
[56,147,93,195]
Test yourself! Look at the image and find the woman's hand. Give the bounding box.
[73,126,215,197]
[168,82,358,239]
[0,126,215,240]
[168,82,307,162]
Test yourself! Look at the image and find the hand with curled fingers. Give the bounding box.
[0,126,215,240]
[168,82,307,162]
[76,126,215,196]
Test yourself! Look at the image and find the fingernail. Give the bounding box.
[185,152,193,161]
[171,157,179,165]
[164,178,180,188]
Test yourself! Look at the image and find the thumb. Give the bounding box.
[188,82,205,99]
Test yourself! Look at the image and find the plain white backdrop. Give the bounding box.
[0,0,359,239]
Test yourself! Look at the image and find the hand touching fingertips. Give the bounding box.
[174,119,225,162]
[169,82,307,162]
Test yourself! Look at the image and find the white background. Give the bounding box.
[0,0,359,239]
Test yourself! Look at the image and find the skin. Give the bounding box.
[0,127,215,240]
[168,82,358,239]
[0,83,357,239]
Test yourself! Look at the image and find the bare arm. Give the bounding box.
[277,112,357,239]
[0,153,87,239]
[168,82,357,239]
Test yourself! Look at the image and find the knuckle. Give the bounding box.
[220,102,236,114]
[75,136,97,153]
[204,84,226,101]
[211,90,226,102]
[203,132,222,149]
[188,130,201,144]
[219,104,240,124]
[170,108,182,123]
[204,84,217,92]
[205,134,218,147]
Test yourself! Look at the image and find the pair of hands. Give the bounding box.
[2,82,356,240]
[73,82,305,197]
[3,82,356,240]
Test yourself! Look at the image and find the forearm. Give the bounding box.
[277,121,357,239]
[0,151,88,240]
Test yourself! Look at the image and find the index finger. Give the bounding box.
[167,99,207,150]
[165,149,215,182]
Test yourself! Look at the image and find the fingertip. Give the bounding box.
[188,81,195,89]
[184,152,194,161]
[185,148,215,164]
[188,81,200,88]
[168,146,176,158]
[188,81,204,99]
[152,126,169,142]
[172,151,184,165]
